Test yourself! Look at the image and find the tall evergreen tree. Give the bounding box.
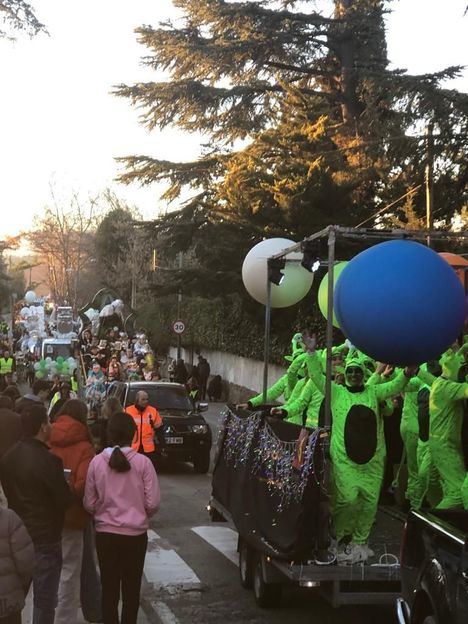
[116,0,467,238]
[0,1,44,37]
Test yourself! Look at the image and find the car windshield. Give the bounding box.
[43,343,74,359]
[126,385,193,411]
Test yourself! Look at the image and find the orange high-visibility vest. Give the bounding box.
[125,404,162,453]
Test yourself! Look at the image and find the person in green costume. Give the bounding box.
[400,376,425,509]
[429,350,468,509]
[462,474,468,510]
[238,333,306,410]
[270,349,345,428]
[416,380,442,509]
[303,336,416,564]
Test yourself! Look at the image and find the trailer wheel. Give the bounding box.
[239,541,253,589]
[253,556,282,608]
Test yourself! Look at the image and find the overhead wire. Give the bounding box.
[355,184,423,228]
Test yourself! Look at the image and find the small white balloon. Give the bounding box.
[242,238,314,308]
[25,291,37,304]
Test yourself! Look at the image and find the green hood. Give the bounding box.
[284,332,306,362]
[440,350,462,381]
[345,358,366,374]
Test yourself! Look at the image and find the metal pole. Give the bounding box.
[425,123,434,247]
[315,227,335,565]
[324,227,336,427]
[177,252,183,360]
[262,278,272,403]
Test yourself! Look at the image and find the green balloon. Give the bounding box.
[317,261,348,328]
[39,359,46,369]
[56,356,64,365]
[36,370,44,378]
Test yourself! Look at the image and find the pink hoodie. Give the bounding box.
[84,448,160,536]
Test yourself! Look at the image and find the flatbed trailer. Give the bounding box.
[209,495,402,608]
[209,404,404,609]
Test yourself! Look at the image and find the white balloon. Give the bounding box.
[242,238,314,308]
[25,291,37,304]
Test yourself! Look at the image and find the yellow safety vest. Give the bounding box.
[0,358,13,375]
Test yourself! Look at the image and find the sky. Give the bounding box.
[0,0,466,240]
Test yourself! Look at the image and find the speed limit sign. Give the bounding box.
[172,320,186,335]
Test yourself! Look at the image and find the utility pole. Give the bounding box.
[177,251,183,360]
[425,123,434,247]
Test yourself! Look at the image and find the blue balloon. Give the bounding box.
[334,240,466,366]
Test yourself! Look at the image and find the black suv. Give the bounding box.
[107,381,212,473]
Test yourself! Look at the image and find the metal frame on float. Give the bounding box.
[261,224,467,561]
[262,225,468,423]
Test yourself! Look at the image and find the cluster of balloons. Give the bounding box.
[242,237,466,367]
[34,356,78,379]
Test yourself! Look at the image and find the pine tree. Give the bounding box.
[115,1,468,358]
[116,0,467,236]
[0,1,44,37]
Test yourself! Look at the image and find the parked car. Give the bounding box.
[107,381,212,473]
[397,508,468,624]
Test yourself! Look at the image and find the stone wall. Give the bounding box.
[168,346,285,403]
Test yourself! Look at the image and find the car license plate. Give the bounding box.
[165,436,183,444]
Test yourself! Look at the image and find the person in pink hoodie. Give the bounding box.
[84,412,160,624]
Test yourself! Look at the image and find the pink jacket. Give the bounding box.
[84,448,160,536]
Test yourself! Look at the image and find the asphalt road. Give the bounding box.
[141,402,398,624]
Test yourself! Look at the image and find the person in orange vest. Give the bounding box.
[125,391,162,460]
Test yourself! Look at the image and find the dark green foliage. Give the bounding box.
[115,0,468,359]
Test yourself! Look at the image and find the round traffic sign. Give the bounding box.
[172,320,186,334]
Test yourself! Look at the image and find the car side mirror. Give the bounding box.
[198,402,208,412]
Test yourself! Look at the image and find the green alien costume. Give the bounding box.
[415,384,441,509]
[429,351,468,509]
[282,377,323,428]
[282,346,350,429]
[306,353,410,544]
[248,334,306,409]
[400,377,425,509]
[462,474,468,510]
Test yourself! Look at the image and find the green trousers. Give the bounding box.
[416,441,441,509]
[400,422,422,509]
[331,456,384,544]
[462,473,468,510]
[430,440,465,509]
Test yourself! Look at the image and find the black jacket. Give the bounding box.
[197,358,210,379]
[0,439,71,545]
[14,395,44,416]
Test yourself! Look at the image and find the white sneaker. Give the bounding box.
[337,542,374,565]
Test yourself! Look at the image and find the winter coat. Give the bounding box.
[49,415,95,530]
[0,408,22,459]
[197,358,210,379]
[0,507,34,617]
[0,439,72,545]
[84,447,160,536]
[14,393,43,416]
